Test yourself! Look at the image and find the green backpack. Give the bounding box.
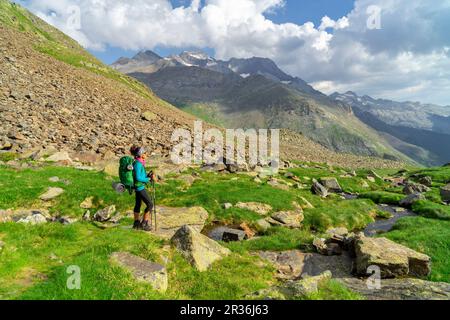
[119,156,135,194]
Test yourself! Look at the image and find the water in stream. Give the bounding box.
[364,205,416,237]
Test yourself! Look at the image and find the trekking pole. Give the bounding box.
[152,179,157,231]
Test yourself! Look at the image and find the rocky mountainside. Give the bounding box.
[0,1,199,160]
[331,92,450,166]
[113,51,411,162]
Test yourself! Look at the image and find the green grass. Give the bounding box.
[304,199,376,232]
[302,280,365,300]
[0,152,17,162]
[408,167,450,184]
[385,217,450,283]
[359,191,404,205]
[158,173,298,224]
[0,162,448,300]
[412,200,450,221]
[0,166,133,216]
[226,227,314,253]
[0,222,274,300]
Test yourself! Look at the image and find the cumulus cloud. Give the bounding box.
[17,0,450,105]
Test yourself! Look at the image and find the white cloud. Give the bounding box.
[17,0,450,105]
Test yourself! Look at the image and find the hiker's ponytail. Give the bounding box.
[130,146,139,156]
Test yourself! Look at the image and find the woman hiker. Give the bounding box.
[130,146,155,232]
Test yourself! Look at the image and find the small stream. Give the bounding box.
[341,192,417,236]
[364,205,416,236]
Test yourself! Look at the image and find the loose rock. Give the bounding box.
[319,177,343,193]
[311,179,328,198]
[255,219,272,233]
[235,202,272,215]
[440,183,450,202]
[418,176,433,187]
[45,151,72,164]
[110,252,168,293]
[400,193,425,207]
[354,236,431,278]
[80,196,94,209]
[171,225,231,272]
[17,213,48,225]
[39,187,64,201]
[94,205,116,222]
[271,210,304,228]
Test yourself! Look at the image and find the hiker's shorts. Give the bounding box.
[134,189,154,213]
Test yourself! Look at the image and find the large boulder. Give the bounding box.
[257,250,306,280]
[255,219,272,233]
[171,225,231,272]
[440,183,450,202]
[271,210,304,228]
[283,271,332,297]
[418,176,433,187]
[110,252,168,293]
[403,182,430,195]
[153,206,209,239]
[235,202,273,215]
[17,213,48,225]
[39,187,64,201]
[319,177,343,193]
[400,193,425,207]
[44,151,73,164]
[247,271,332,300]
[354,236,431,278]
[311,179,328,198]
[208,227,247,242]
[71,151,102,165]
[338,278,450,300]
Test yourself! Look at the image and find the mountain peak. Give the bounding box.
[133,50,162,62]
[179,51,212,61]
[227,56,292,82]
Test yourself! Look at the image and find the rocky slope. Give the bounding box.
[113,51,411,162]
[279,130,404,169]
[0,0,198,160]
[331,92,450,166]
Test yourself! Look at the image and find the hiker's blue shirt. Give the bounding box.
[133,160,149,191]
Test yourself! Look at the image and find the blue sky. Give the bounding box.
[92,0,356,64]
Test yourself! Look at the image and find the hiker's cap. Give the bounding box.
[135,147,146,157]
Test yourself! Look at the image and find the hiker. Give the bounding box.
[130,146,155,231]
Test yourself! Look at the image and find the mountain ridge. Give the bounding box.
[113,50,413,163]
[331,91,450,166]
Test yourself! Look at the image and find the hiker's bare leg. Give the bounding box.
[143,211,150,222]
[134,213,140,221]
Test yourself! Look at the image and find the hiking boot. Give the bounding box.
[132,220,142,230]
[141,220,153,232]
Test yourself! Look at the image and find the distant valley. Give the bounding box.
[331,92,450,166]
[112,51,412,164]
